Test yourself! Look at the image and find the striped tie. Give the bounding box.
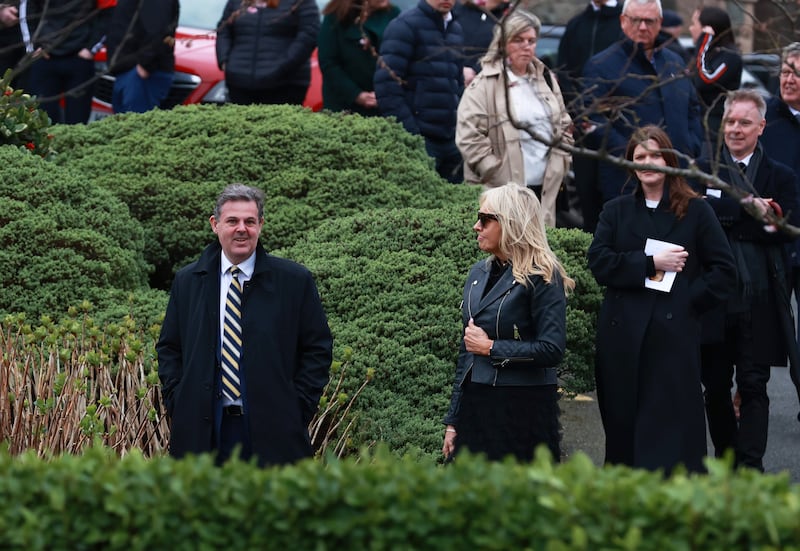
[221,266,243,401]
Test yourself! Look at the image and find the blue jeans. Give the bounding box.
[112,67,174,114]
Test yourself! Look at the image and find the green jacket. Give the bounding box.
[318,5,400,115]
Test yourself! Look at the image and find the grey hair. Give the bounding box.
[724,88,767,120]
[481,9,542,66]
[782,42,800,65]
[213,183,265,219]
[622,0,662,17]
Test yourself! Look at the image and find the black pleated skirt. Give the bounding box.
[454,381,560,462]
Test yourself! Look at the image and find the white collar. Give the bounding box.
[732,152,755,167]
[221,251,256,278]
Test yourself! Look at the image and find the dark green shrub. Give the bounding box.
[51,104,477,289]
[2,448,799,550]
[280,206,600,457]
[0,147,149,318]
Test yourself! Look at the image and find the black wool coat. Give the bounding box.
[697,151,800,363]
[588,187,735,472]
[157,241,333,466]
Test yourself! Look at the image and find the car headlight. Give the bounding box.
[202,81,228,104]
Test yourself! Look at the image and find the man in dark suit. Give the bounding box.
[157,184,333,467]
[699,89,800,472]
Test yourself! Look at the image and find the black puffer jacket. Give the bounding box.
[216,0,320,91]
[374,0,463,140]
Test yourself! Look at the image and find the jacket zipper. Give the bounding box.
[492,288,513,386]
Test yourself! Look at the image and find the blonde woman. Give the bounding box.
[456,9,572,227]
[443,183,575,462]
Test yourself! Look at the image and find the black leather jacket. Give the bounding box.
[443,259,566,425]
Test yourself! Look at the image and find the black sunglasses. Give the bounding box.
[477,211,499,226]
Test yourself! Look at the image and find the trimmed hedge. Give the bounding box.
[0,147,150,319]
[2,448,799,550]
[280,206,599,456]
[51,104,478,289]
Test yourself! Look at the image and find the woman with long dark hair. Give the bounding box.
[690,6,742,148]
[318,0,399,115]
[588,125,735,474]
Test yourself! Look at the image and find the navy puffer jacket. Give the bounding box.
[374,0,464,140]
[216,0,320,91]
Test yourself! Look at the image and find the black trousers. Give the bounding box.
[701,310,770,471]
[215,410,252,465]
[573,154,602,233]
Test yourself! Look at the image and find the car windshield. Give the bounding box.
[180,0,228,30]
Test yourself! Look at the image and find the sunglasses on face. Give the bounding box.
[477,211,499,226]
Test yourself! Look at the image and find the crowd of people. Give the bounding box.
[2,0,800,474]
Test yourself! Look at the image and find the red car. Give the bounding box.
[90,0,322,120]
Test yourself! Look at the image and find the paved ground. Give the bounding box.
[559,366,800,482]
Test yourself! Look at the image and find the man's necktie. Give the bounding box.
[221,266,243,401]
[738,162,747,173]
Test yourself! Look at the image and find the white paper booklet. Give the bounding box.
[644,238,678,293]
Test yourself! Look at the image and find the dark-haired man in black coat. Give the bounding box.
[157,184,333,467]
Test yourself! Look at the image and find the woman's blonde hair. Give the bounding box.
[480,183,575,294]
[481,9,541,66]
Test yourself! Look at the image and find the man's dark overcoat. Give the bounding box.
[697,150,800,361]
[157,241,333,466]
[588,186,735,472]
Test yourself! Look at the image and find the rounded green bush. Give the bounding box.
[0,147,149,318]
[52,104,478,289]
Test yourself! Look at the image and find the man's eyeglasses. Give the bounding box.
[477,212,499,226]
[624,15,659,28]
[780,68,799,79]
